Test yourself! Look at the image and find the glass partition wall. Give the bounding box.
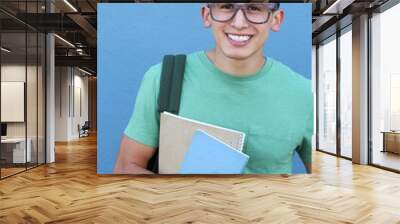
[0,1,46,179]
[0,31,27,177]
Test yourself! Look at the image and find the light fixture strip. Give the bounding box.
[63,0,78,12]
[78,67,93,76]
[54,34,75,48]
[1,47,11,53]
[322,0,342,15]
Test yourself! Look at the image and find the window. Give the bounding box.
[371,3,400,171]
[339,28,352,158]
[317,36,337,154]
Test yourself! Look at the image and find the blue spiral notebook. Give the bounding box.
[179,130,250,174]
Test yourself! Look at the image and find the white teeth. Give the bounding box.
[228,34,251,42]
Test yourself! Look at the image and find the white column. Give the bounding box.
[352,14,369,164]
[46,33,55,163]
[45,1,55,163]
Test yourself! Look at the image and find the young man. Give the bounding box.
[114,3,313,174]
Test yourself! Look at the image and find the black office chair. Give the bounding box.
[78,121,90,138]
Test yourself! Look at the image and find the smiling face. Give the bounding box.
[201,3,284,61]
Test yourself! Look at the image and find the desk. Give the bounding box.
[1,138,31,163]
[381,131,400,154]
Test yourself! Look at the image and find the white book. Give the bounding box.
[159,112,246,174]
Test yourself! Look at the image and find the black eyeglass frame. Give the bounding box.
[207,3,279,25]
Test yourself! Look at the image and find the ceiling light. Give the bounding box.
[63,0,78,12]
[76,48,85,55]
[54,34,75,48]
[1,47,11,53]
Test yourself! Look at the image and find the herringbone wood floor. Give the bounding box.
[1,134,400,224]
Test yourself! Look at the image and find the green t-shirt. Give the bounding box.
[125,51,313,174]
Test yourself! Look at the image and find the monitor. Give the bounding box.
[1,123,7,137]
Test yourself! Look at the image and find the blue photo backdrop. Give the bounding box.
[98,3,312,174]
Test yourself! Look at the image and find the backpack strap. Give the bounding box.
[157,55,174,113]
[158,54,186,114]
[148,54,186,173]
[168,54,186,114]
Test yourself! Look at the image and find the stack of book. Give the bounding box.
[159,112,249,174]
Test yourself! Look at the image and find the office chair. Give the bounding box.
[79,121,90,138]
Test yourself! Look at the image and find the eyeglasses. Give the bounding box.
[207,3,278,24]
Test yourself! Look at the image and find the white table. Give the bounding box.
[1,138,31,163]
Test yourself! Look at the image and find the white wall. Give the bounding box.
[71,72,89,139]
[1,63,46,164]
[1,65,39,138]
[55,67,89,141]
[55,66,69,141]
[1,65,26,133]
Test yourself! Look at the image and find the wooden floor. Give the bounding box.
[373,150,400,171]
[1,167,26,178]
[1,135,400,224]
[1,163,44,178]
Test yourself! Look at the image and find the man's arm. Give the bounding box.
[299,94,314,174]
[297,137,312,174]
[113,135,156,174]
[305,163,312,174]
